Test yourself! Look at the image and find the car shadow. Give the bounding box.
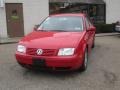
[20,68,85,80]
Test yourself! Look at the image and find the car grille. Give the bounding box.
[26,48,56,56]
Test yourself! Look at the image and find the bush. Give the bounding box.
[95,24,116,33]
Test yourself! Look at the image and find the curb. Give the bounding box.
[0,41,18,45]
[95,33,120,37]
[0,37,21,45]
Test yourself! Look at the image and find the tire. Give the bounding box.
[79,49,88,72]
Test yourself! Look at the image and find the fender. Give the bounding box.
[76,32,88,60]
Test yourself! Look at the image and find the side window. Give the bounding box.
[87,16,93,27]
[85,17,90,30]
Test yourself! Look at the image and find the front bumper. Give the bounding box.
[15,52,83,70]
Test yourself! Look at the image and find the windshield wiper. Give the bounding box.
[37,29,68,32]
[50,30,68,32]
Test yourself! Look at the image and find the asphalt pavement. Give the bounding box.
[0,35,120,90]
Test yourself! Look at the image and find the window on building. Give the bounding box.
[49,1,106,24]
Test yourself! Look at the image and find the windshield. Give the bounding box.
[37,16,83,32]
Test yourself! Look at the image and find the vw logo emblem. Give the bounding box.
[36,49,43,55]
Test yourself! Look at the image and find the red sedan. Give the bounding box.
[15,13,96,71]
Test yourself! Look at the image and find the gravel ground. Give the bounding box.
[0,35,120,90]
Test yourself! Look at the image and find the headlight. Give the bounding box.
[17,45,26,53]
[58,48,75,56]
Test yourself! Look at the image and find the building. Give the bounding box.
[49,0,106,24]
[0,0,120,38]
[104,0,120,24]
[0,0,49,38]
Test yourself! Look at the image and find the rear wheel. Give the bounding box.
[79,49,88,72]
[92,37,95,48]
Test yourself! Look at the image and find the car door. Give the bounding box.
[85,16,95,52]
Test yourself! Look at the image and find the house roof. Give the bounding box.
[50,0,105,4]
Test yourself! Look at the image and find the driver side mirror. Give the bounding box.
[33,24,39,31]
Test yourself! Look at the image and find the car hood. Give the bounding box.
[20,31,85,49]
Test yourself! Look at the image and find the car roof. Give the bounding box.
[49,13,86,17]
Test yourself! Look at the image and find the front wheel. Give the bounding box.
[79,49,88,72]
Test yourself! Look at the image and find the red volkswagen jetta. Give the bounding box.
[15,13,96,71]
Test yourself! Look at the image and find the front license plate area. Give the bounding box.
[32,58,46,67]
